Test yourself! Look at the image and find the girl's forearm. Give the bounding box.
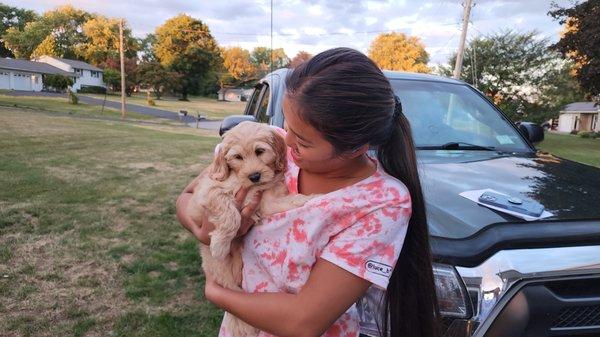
[211,287,314,337]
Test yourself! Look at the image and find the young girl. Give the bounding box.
[176,48,440,337]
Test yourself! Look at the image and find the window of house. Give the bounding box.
[91,71,100,78]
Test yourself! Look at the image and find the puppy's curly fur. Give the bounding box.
[187,122,313,337]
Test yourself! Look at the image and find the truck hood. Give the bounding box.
[418,150,600,239]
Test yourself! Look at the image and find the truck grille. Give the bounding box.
[553,305,600,328]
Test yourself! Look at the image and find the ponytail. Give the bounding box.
[377,96,441,337]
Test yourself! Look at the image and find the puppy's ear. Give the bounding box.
[209,144,229,181]
[269,129,287,174]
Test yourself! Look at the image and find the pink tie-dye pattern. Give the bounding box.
[218,132,411,337]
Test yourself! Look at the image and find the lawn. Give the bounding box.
[0,94,153,121]
[82,93,247,120]
[537,132,600,168]
[0,106,223,336]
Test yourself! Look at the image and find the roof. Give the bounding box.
[561,102,599,113]
[49,56,102,72]
[0,58,74,77]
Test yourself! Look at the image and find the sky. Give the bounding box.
[7,0,573,66]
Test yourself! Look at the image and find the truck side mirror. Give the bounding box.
[219,115,257,136]
[517,122,544,144]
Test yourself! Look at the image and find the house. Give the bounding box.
[34,56,105,92]
[0,58,74,91]
[556,102,600,133]
[218,87,253,102]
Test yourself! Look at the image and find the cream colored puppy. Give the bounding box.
[187,121,312,337]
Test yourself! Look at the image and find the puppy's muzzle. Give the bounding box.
[248,172,261,183]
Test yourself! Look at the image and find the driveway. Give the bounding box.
[2,90,222,130]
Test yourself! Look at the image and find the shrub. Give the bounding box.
[43,74,73,92]
[579,132,598,139]
[570,129,579,135]
[78,85,107,94]
[147,99,156,106]
[68,90,78,105]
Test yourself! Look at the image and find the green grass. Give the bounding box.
[538,132,600,168]
[0,94,153,120]
[83,92,247,120]
[0,106,223,336]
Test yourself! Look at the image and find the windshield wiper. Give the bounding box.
[419,142,497,151]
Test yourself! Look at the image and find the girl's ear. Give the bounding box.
[269,129,288,174]
[344,143,370,159]
[210,144,230,181]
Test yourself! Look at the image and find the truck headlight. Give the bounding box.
[434,263,472,319]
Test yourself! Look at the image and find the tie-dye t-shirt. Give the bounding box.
[218,131,412,337]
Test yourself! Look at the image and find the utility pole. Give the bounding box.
[453,0,473,79]
[119,18,126,119]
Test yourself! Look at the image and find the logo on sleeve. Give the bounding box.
[366,260,392,277]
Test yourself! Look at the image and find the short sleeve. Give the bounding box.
[319,205,411,289]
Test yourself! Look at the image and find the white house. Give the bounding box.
[0,58,74,91]
[557,102,600,133]
[35,56,105,91]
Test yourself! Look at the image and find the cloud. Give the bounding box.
[5,0,573,66]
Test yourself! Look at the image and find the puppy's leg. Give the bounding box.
[260,184,319,215]
[208,198,241,260]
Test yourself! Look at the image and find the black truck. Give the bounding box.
[220,68,600,337]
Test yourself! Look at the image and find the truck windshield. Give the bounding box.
[391,79,530,152]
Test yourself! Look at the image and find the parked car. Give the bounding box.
[220,68,600,337]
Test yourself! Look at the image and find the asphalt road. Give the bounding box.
[2,90,223,130]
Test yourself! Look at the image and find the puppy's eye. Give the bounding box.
[234,154,243,160]
[255,148,265,156]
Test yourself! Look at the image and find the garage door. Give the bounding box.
[558,114,575,133]
[0,71,9,89]
[13,72,32,91]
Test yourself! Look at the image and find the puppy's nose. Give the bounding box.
[248,172,261,183]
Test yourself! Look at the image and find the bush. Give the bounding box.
[147,99,156,106]
[68,90,78,105]
[580,132,599,139]
[570,129,579,135]
[78,85,107,94]
[43,74,73,92]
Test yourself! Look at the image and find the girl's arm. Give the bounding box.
[205,258,372,337]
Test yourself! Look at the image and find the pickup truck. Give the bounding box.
[220,68,600,337]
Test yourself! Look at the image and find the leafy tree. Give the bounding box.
[139,33,157,62]
[440,30,585,123]
[368,32,430,73]
[549,0,600,101]
[137,61,180,99]
[221,46,256,84]
[0,4,37,57]
[289,51,312,68]
[251,47,290,77]
[100,57,138,96]
[103,68,120,91]
[43,73,73,91]
[76,16,138,66]
[154,14,221,100]
[4,5,92,59]
[31,34,58,58]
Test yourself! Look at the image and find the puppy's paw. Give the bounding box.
[209,234,232,259]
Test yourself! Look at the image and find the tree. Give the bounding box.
[154,14,221,100]
[76,16,138,66]
[251,47,290,77]
[221,46,256,84]
[368,32,430,73]
[549,0,600,101]
[440,30,585,123]
[43,74,73,91]
[4,5,91,59]
[103,68,120,91]
[137,61,180,99]
[289,51,312,68]
[100,57,138,96]
[31,34,58,58]
[0,4,37,57]
[139,33,157,62]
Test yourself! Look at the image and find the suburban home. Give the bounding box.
[556,101,600,133]
[0,58,74,91]
[217,87,253,102]
[34,56,105,92]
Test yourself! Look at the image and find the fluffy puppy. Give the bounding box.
[187,121,312,337]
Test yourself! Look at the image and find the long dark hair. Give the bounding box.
[285,47,440,337]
